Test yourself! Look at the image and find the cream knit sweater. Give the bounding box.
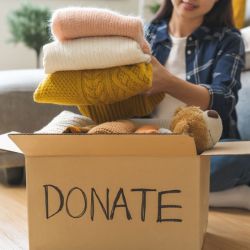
[43,37,151,73]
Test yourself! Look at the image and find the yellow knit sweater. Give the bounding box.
[34,62,165,123]
[78,93,164,123]
[34,63,152,105]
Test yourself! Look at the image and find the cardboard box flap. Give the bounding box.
[8,133,197,157]
[202,141,250,156]
[0,132,23,154]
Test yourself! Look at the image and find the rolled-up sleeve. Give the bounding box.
[200,32,245,121]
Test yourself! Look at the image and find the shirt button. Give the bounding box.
[187,75,191,80]
[187,50,192,55]
[188,36,193,41]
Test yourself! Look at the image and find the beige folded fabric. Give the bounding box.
[87,120,136,134]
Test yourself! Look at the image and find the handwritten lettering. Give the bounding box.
[43,185,182,223]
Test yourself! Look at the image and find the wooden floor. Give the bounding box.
[0,184,250,250]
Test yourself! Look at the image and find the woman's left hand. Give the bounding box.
[144,56,172,95]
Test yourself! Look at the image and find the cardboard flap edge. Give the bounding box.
[7,133,197,157]
[201,141,250,156]
[0,132,23,154]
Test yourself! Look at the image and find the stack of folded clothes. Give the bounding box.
[34,7,165,123]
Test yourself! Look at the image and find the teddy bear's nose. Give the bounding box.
[207,110,219,118]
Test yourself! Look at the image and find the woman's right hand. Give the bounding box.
[143,56,170,95]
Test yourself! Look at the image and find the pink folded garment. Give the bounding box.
[51,7,151,54]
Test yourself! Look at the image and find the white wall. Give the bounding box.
[0,0,155,70]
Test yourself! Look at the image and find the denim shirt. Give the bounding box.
[145,20,245,139]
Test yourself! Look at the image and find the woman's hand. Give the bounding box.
[144,56,210,110]
[144,56,172,95]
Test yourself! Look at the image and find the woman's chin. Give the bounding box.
[176,8,202,20]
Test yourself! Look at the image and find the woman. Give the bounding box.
[145,0,250,209]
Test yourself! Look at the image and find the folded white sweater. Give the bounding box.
[43,36,151,73]
[35,111,95,133]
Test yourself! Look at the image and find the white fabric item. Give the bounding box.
[35,111,95,134]
[241,26,250,70]
[152,34,187,128]
[209,185,250,210]
[202,110,223,149]
[165,34,187,80]
[43,36,151,74]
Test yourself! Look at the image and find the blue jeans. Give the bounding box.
[210,140,250,192]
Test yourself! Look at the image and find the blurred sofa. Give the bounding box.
[0,69,78,184]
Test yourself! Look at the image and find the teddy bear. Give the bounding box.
[170,106,223,153]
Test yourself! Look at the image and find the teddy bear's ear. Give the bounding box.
[172,120,190,134]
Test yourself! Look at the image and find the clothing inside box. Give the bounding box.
[35,110,171,134]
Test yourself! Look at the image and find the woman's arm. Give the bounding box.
[145,32,245,118]
[145,57,211,110]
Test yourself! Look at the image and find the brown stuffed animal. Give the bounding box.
[170,106,223,153]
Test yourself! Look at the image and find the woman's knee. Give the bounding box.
[210,155,250,192]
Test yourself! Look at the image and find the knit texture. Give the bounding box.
[34,63,153,105]
[88,120,136,134]
[43,37,151,74]
[51,7,151,54]
[78,93,165,123]
[35,110,95,134]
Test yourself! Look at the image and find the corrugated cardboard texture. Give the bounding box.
[26,155,209,250]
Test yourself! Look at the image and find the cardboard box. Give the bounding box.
[1,132,250,250]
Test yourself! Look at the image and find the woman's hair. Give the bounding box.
[152,0,235,28]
